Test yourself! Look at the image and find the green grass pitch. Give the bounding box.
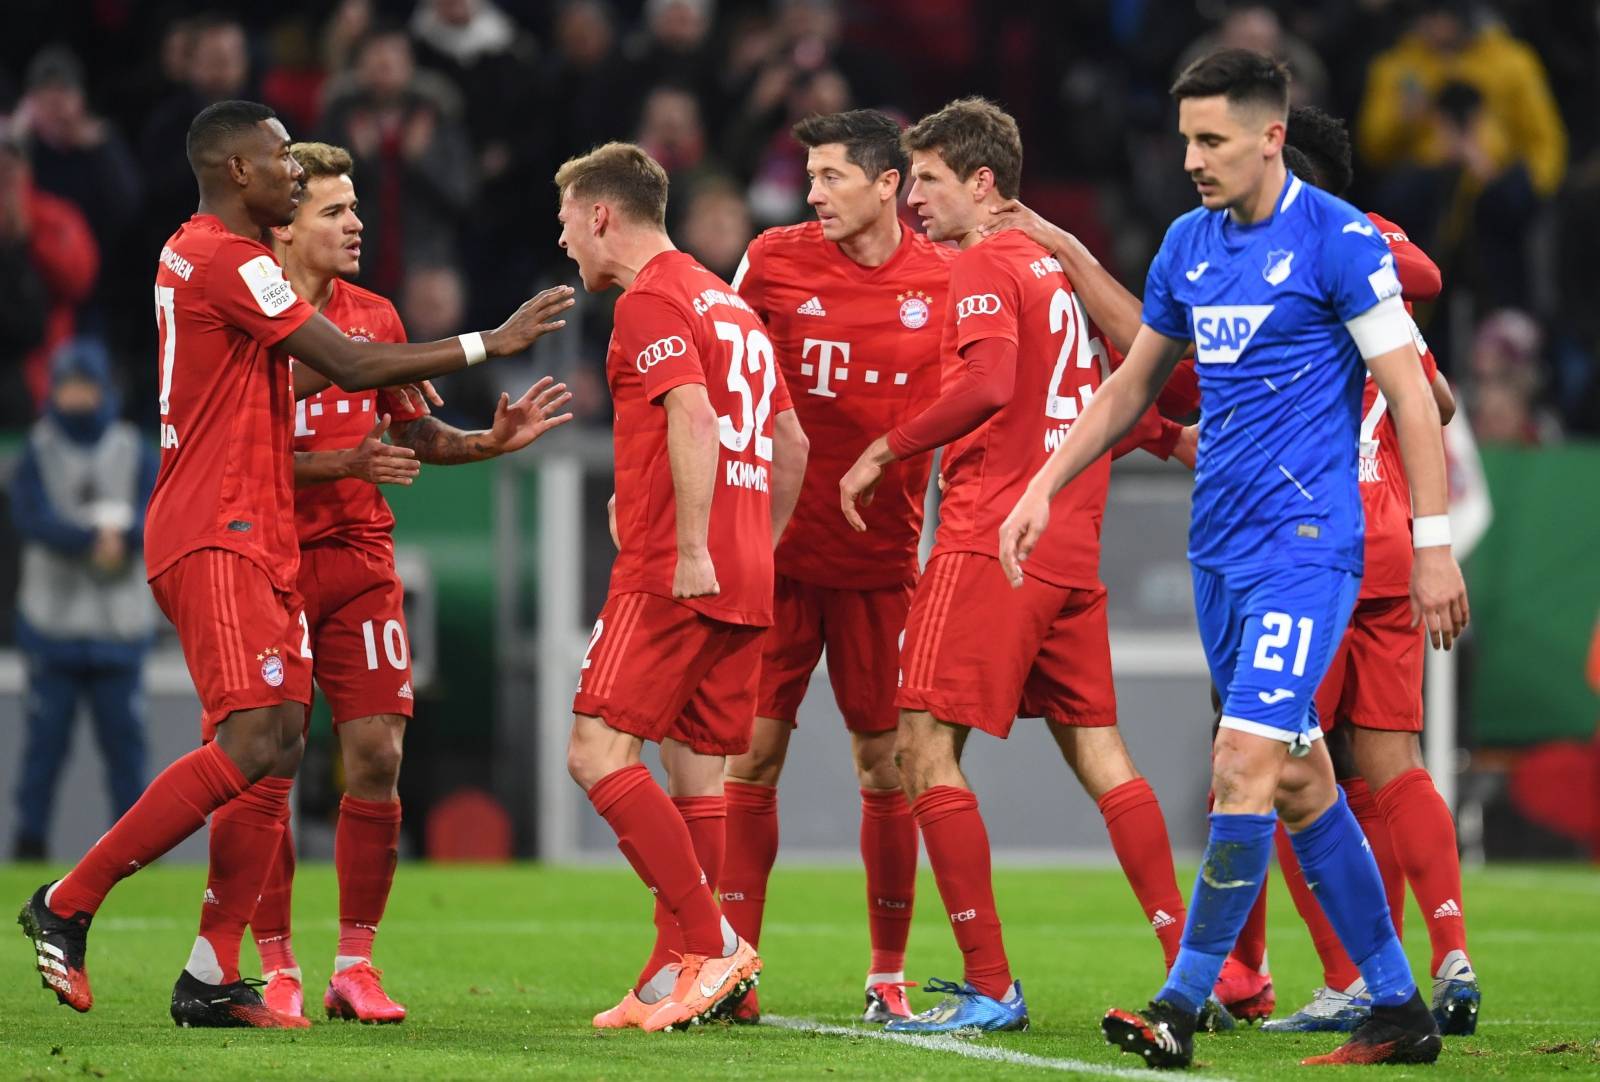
[3,862,1597,1079]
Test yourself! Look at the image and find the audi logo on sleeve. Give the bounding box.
[635,335,688,372]
[956,293,1002,321]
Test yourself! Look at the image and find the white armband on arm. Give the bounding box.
[1344,294,1414,360]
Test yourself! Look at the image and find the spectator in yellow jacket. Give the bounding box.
[1357,0,1566,198]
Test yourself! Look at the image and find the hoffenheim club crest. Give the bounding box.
[1263,249,1294,286]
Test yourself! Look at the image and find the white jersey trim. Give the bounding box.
[731,248,752,292]
[1345,294,1413,361]
[1219,714,1326,744]
[1280,175,1304,212]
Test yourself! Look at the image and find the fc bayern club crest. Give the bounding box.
[258,648,285,687]
[898,290,932,330]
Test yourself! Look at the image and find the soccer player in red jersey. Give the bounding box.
[719,109,954,1024]
[226,141,569,1024]
[555,142,807,1032]
[1213,111,1478,1038]
[19,100,573,1026]
[838,99,1189,1033]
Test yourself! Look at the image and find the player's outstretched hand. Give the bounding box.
[484,285,576,357]
[1410,545,1469,650]
[487,377,574,455]
[998,484,1051,589]
[348,414,421,486]
[384,379,444,416]
[982,199,1067,252]
[673,547,719,599]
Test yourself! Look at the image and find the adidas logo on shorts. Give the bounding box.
[1433,898,1463,919]
[1151,908,1177,930]
[796,295,827,317]
[398,681,413,700]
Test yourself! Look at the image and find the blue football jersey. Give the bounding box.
[1142,172,1404,575]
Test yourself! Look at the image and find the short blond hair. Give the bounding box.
[554,142,669,228]
[290,141,353,182]
[903,97,1023,200]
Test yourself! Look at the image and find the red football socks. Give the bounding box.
[1276,821,1362,990]
[251,799,298,975]
[1377,767,1470,972]
[49,741,247,918]
[335,795,402,961]
[721,781,779,949]
[199,776,293,983]
[1344,777,1405,938]
[1097,777,1186,969]
[589,765,723,956]
[913,785,1011,999]
[1233,881,1269,973]
[861,787,918,976]
[635,795,727,991]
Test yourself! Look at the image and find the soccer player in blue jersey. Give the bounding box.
[999,49,1468,1069]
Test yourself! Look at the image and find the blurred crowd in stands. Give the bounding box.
[1,0,1597,442]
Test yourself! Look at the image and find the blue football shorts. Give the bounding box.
[1192,562,1360,748]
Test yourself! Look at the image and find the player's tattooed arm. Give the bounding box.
[390,378,573,465]
[982,200,1143,355]
[294,415,420,488]
[770,408,809,546]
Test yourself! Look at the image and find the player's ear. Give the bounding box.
[970,165,995,202]
[269,223,294,245]
[227,152,250,188]
[878,168,901,202]
[591,202,609,237]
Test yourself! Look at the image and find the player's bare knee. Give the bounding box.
[852,731,900,789]
[1350,728,1423,791]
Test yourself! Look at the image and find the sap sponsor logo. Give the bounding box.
[1263,248,1294,286]
[635,335,687,372]
[238,255,298,317]
[955,293,1002,321]
[1368,252,1402,303]
[725,460,769,492]
[1192,305,1273,364]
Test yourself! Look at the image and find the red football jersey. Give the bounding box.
[734,221,954,589]
[932,230,1116,589]
[1357,212,1441,599]
[290,278,425,560]
[147,214,316,592]
[606,250,793,627]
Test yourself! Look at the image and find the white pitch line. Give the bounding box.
[763,1015,1239,1081]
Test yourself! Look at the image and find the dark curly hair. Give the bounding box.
[1285,105,1354,196]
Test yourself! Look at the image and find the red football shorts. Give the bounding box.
[299,543,415,724]
[1315,594,1424,733]
[150,548,312,740]
[756,575,914,734]
[573,591,765,755]
[896,552,1117,738]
